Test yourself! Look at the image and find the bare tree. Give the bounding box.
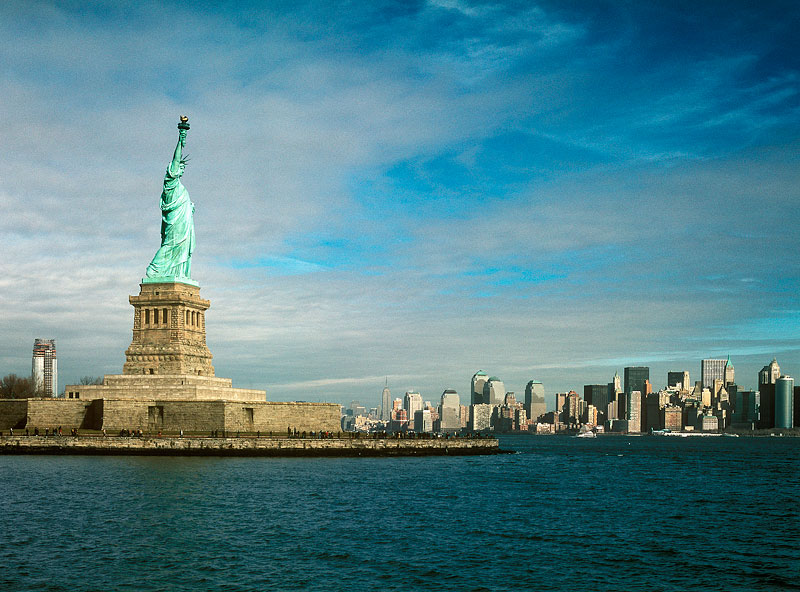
[79,376,103,385]
[0,374,36,399]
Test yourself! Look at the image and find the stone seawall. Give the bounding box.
[0,435,504,457]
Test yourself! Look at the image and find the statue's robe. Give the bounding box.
[145,163,195,279]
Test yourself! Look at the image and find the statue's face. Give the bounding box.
[179,162,186,175]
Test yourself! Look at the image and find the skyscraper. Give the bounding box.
[32,339,57,398]
[565,391,580,425]
[470,404,492,431]
[775,376,794,429]
[667,371,690,391]
[471,371,488,405]
[414,409,433,433]
[439,389,460,433]
[757,359,780,429]
[524,380,546,422]
[724,356,735,386]
[624,367,649,396]
[701,359,727,389]
[628,390,642,433]
[380,381,391,421]
[759,359,780,385]
[404,391,423,420]
[583,384,608,411]
[483,377,505,406]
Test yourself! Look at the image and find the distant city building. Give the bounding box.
[584,404,598,427]
[565,391,580,425]
[624,367,649,397]
[644,392,661,432]
[759,359,780,386]
[350,401,367,417]
[607,372,622,418]
[583,384,608,420]
[627,390,642,433]
[524,380,546,422]
[32,339,57,398]
[404,391,423,420]
[775,376,794,429]
[701,359,727,389]
[611,371,621,394]
[414,409,433,433]
[380,382,391,421]
[471,371,489,405]
[667,371,690,391]
[732,390,758,426]
[439,389,461,433]
[724,356,735,387]
[514,408,528,431]
[470,404,492,431]
[483,377,505,406]
[757,360,778,430]
[662,405,683,431]
[700,414,719,431]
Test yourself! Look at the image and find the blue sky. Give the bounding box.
[1,0,798,408]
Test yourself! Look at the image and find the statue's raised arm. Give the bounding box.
[144,116,196,284]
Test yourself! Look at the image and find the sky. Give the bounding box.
[1,0,798,410]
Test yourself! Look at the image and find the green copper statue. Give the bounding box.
[145,116,195,283]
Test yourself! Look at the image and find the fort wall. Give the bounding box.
[0,398,340,434]
[26,399,96,430]
[0,400,29,430]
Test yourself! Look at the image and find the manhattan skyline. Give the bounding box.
[1,1,798,407]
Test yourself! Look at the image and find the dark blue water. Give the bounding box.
[1,436,798,591]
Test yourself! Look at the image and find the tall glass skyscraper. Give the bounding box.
[775,376,794,429]
[624,367,649,396]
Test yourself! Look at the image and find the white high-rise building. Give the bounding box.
[470,404,492,431]
[627,390,642,433]
[404,391,423,420]
[701,359,727,389]
[32,339,57,398]
[759,359,780,385]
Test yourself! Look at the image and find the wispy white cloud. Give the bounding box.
[0,1,798,408]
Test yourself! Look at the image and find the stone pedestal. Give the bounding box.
[123,282,215,376]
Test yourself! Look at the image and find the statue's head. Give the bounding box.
[179,155,189,175]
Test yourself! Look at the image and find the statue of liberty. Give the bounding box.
[145,116,195,282]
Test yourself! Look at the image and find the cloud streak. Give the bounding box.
[1,1,798,407]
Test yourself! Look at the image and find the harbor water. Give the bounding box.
[1,435,798,591]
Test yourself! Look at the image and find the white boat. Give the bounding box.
[576,430,596,438]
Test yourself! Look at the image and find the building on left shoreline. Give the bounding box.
[32,339,57,398]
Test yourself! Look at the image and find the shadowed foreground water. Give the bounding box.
[1,435,798,591]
